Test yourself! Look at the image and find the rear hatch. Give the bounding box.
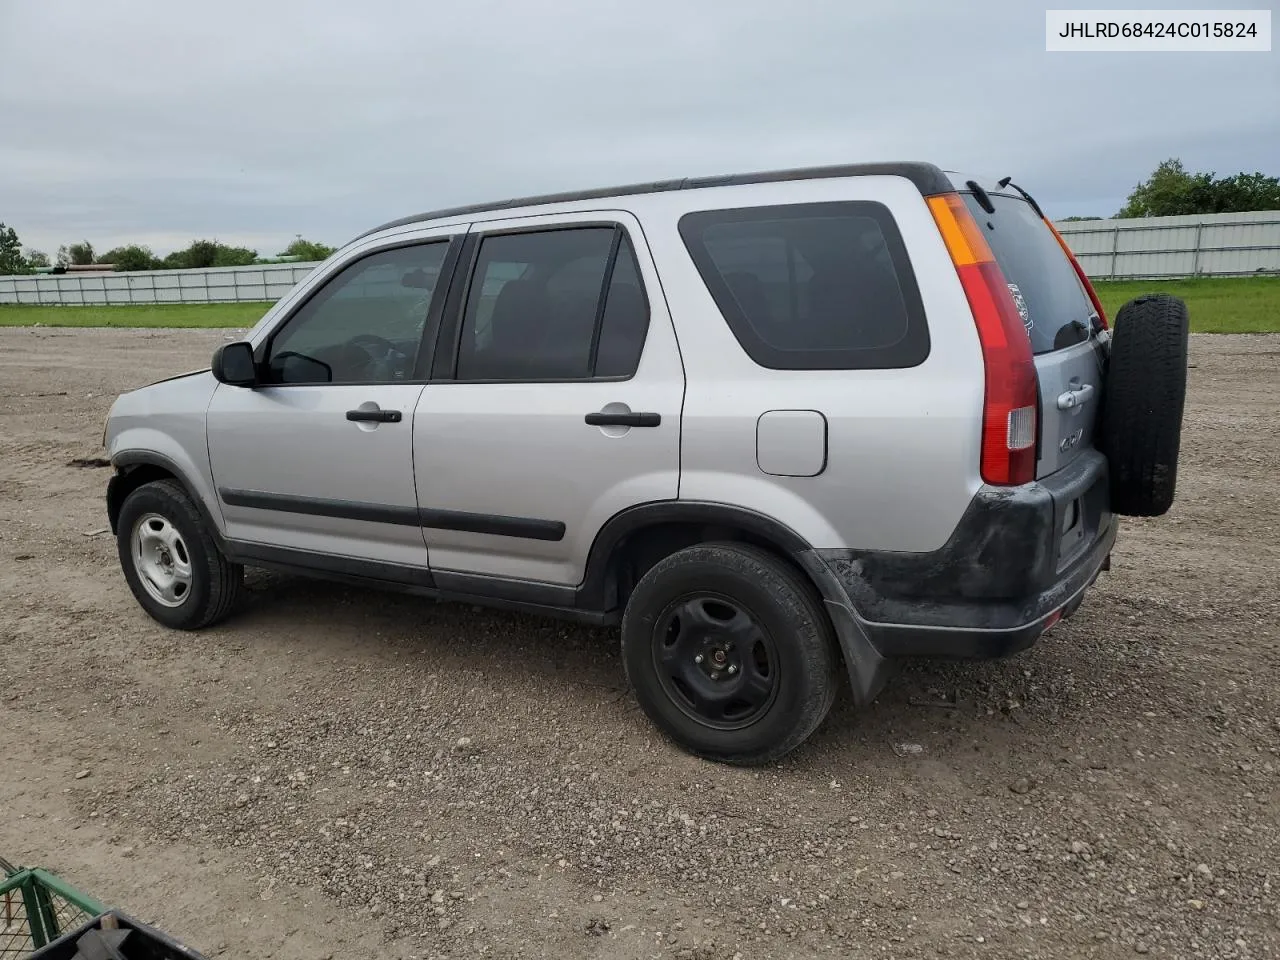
[959,190,1105,478]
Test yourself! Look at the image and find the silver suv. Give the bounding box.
[104,161,1188,764]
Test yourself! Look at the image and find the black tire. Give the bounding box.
[116,479,243,630]
[1099,293,1189,517]
[621,542,840,765]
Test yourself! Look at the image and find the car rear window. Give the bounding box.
[679,201,929,370]
[961,193,1095,355]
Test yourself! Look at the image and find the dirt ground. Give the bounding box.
[2,327,1278,960]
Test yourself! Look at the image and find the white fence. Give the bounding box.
[2,209,1278,306]
[1055,209,1280,280]
[0,261,321,306]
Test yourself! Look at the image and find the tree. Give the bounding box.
[162,239,258,269]
[1059,216,1104,222]
[66,241,96,265]
[212,244,257,267]
[26,249,50,269]
[98,245,159,272]
[281,237,335,262]
[181,239,220,268]
[55,245,70,268]
[1117,159,1211,218]
[1212,171,1280,212]
[1118,158,1280,217]
[0,223,30,274]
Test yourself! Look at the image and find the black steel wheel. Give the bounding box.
[622,542,840,765]
[653,594,780,730]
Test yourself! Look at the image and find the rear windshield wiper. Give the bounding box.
[1002,177,1104,332]
[997,177,1045,218]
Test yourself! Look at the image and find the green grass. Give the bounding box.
[1092,276,1280,334]
[1,275,1277,333]
[0,302,272,328]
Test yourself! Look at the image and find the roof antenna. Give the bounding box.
[997,176,1012,188]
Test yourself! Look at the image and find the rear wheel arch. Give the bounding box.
[580,503,899,709]
[578,502,819,613]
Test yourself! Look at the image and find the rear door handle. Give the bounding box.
[585,411,661,428]
[346,408,402,423]
[1056,383,1095,410]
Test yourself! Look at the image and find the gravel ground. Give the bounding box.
[1,327,1278,960]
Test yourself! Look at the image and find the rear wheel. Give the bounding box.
[1099,294,1190,517]
[621,542,839,765]
[116,479,243,629]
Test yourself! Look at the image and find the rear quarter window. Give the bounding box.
[678,201,929,370]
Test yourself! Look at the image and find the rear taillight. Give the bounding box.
[1043,218,1108,330]
[927,192,1037,486]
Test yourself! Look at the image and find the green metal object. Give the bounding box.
[1,862,106,957]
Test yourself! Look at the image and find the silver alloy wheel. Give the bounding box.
[130,512,193,607]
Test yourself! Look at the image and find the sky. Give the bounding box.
[1,0,1277,259]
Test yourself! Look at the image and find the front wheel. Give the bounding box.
[621,542,840,765]
[116,479,243,629]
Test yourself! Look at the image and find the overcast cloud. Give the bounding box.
[1,0,1276,258]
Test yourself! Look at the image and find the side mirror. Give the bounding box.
[211,341,257,387]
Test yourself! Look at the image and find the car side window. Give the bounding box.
[265,242,450,385]
[679,202,929,370]
[594,236,649,378]
[455,227,650,382]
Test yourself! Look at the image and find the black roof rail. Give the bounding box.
[352,161,952,242]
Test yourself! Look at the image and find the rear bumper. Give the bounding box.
[817,449,1115,659]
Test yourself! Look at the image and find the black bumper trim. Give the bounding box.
[863,518,1115,658]
[815,449,1115,659]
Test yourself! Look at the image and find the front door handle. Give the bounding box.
[1056,383,1095,411]
[585,411,661,428]
[346,408,402,423]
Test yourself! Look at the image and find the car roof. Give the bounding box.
[354,161,954,242]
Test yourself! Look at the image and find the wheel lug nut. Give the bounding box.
[727,665,738,675]
[694,654,703,664]
[710,671,720,680]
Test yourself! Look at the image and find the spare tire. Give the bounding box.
[1099,294,1189,517]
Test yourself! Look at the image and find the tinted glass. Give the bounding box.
[679,202,928,370]
[456,227,648,381]
[962,193,1095,355]
[594,234,649,378]
[267,242,449,384]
